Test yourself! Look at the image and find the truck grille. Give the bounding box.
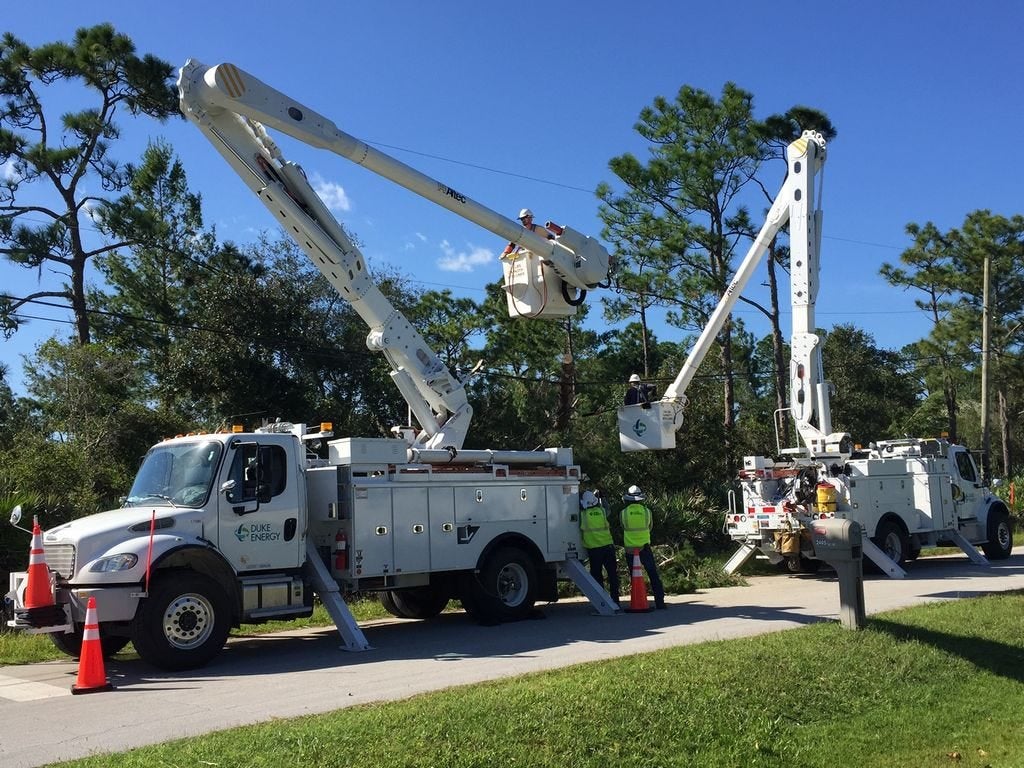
[43,544,76,578]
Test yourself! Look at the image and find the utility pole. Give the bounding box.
[980,252,991,484]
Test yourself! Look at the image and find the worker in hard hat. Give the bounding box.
[623,373,653,406]
[501,208,558,257]
[620,485,667,609]
[579,490,620,607]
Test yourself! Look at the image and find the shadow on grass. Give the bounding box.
[868,616,1024,684]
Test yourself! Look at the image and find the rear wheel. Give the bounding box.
[873,520,908,567]
[379,590,404,618]
[390,585,450,619]
[131,572,231,671]
[982,508,1013,560]
[380,585,450,619]
[460,547,537,623]
[782,555,822,574]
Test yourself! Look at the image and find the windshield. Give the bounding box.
[126,440,224,508]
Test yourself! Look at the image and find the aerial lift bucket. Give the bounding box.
[501,250,578,319]
[618,402,678,452]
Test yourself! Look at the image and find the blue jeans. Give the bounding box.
[623,544,665,607]
[586,544,620,601]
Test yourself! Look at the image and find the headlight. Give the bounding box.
[89,553,139,572]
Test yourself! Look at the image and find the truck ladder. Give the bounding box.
[860,538,908,579]
[723,542,761,576]
[946,529,991,566]
[303,539,372,651]
[562,558,621,616]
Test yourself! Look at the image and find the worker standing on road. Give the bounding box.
[580,490,620,607]
[620,485,667,609]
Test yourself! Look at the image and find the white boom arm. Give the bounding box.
[178,59,478,450]
[619,132,848,456]
[177,61,609,292]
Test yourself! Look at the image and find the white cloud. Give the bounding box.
[437,242,493,272]
[415,232,427,242]
[1,158,20,182]
[82,198,101,222]
[310,172,351,212]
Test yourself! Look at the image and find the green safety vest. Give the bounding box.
[580,506,613,549]
[620,503,652,549]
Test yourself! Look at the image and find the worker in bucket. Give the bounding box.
[580,490,620,607]
[620,485,667,609]
[501,208,557,257]
[623,373,655,406]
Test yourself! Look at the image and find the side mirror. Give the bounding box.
[9,505,33,535]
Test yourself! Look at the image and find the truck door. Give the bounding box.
[949,446,983,520]
[216,439,303,571]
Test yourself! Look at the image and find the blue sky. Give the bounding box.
[3,1,1022,395]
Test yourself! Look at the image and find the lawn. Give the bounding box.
[47,591,1024,768]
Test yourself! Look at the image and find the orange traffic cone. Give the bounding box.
[623,548,652,613]
[71,597,114,694]
[18,517,67,627]
[24,518,54,610]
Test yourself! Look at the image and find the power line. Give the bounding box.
[366,141,596,195]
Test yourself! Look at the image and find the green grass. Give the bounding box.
[50,591,1024,768]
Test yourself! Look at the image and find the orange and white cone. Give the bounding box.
[71,597,114,694]
[24,519,54,610]
[18,518,68,628]
[624,548,652,613]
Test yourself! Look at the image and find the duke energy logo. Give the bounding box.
[234,522,282,542]
[632,418,647,437]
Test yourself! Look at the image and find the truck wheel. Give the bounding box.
[873,520,908,566]
[982,509,1013,560]
[390,586,450,619]
[50,626,130,659]
[131,572,231,671]
[462,547,537,623]
[379,590,405,618]
[782,555,821,574]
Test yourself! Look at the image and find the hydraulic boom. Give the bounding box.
[618,131,849,457]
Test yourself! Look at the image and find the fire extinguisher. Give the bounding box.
[334,530,348,571]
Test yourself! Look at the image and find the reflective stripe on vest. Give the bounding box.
[620,503,651,549]
[580,506,613,549]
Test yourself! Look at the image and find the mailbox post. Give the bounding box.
[810,518,866,630]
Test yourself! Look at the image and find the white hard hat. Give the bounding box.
[518,208,534,220]
[580,491,599,509]
[629,374,641,383]
[624,485,644,502]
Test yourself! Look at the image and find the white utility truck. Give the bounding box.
[617,132,1013,576]
[5,60,617,671]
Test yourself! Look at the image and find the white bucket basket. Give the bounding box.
[617,402,679,451]
[501,250,578,319]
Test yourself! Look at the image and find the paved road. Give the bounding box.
[3,550,1024,767]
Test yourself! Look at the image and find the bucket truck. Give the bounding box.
[4,60,618,672]
[616,132,1013,576]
